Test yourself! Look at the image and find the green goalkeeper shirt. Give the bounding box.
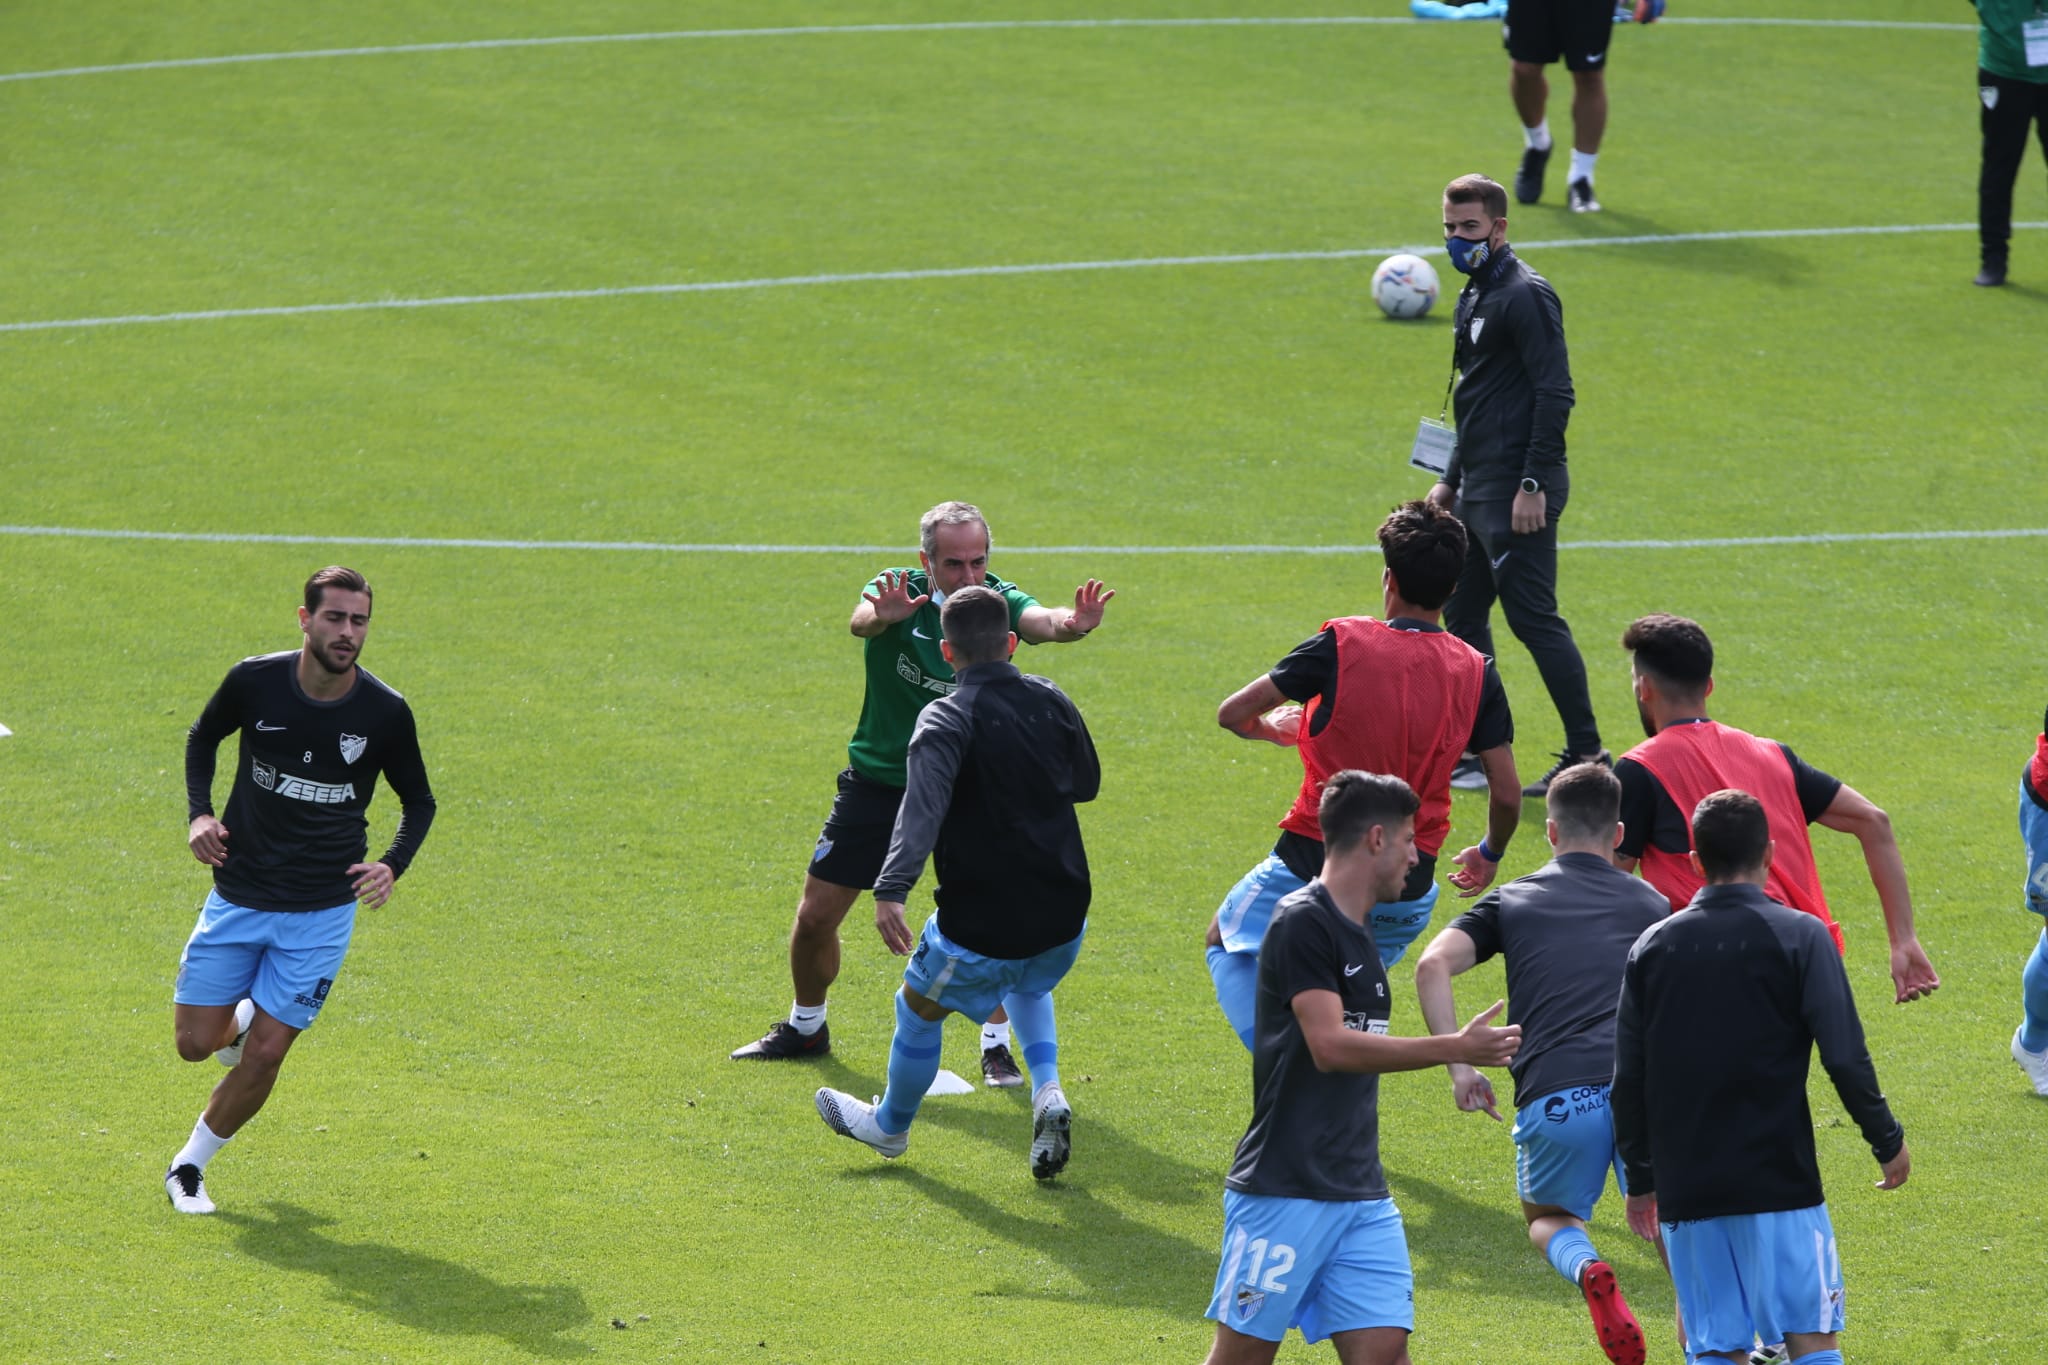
[1974,0,2048,83]
[845,569,1038,787]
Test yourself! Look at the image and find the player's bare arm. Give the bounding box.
[852,569,931,637]
[1294,990,1518,1075]
[1816,784,1939,1003]
[188,814,230,867]
[1217,676,1304,747]
[1448,744,1522,895]
[1411,929,1503,1119]
[1017,578,1115,644]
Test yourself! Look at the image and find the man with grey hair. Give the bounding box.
[733,502,1113,1082]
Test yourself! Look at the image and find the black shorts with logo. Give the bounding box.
[1504,0,1614,71]
[807,767,906,890]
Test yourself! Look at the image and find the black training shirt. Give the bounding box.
[1449,852,1669,1109]
[186,651,436,912]
[1227,882,1394,1202]
[1443,245,1575,502]
[1611,882,1903,1221]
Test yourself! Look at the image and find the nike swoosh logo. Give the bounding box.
[1490,552,1511,571]
[1586,53,1605,64]
[255,721,287,732]
[1343,964,1364,977]
[910,626,934,639]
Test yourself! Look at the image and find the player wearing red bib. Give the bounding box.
[1614,615,1938,1005]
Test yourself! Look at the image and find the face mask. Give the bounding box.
[928,586,947,608]
[1446,234,1492,275]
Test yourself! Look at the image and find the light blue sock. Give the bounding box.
[1790,1351,1844,1365]
[2021,929,2048,1053]
[1207,944,1259,1050]
[1543,1225,1598,1287]
[875,993,944,1135]
[1003,990,1060,1093]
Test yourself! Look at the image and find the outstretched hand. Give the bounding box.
[862,570,931,624]
[1067,579,1115,635]
[1454,999,1520,1067]
[1446,843,1500,897]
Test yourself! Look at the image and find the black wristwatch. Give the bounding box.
[1519,476,1542,495]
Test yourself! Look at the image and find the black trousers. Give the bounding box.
[1980,67,2048,265]
[1444,497,1601,757]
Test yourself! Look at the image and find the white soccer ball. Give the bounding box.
[1371,253,1440,320]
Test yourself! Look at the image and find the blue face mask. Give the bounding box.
[1446,234,1492,275]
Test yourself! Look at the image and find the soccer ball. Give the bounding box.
[1371,253,1440,320]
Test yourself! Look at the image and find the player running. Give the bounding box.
[1615,614,1939,1004]
[1413,763,1666,1365]
[2009,703,2048,1096]
[167,567,436,1214]
[732,500,1111,1086]
[815,586,1098,1179]
[1206,499,1519,1048]
[1203,771,1520,1365]
[1613,789,1910,1365]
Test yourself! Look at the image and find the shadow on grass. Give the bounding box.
[219,1202,593,1358]
[909,1092,1216,1206]
[839,1162,1216,1318]
[1390,1169,1581,1303]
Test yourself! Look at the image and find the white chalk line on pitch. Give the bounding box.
[5,220,2042,336]
[0,15,1975,85]
[6,525,2048,556]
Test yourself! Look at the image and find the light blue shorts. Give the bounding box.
[1214,854,1439,968]
[1206,1189,1414,1344]
[2021,777,2048,915]
[174,890,357,1031]
[1511,1085,1623,1220]
[901,914,1084,1024]
[1662,1204,1845,1354]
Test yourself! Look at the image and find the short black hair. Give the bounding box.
[1622,613,1713,697]
[939,585,1012,665]
[1547,762,1620,842]
[1319,770,1420,854]
[1379,500,1468,610]
[1691,788,1770,882]
[304,566,372,613]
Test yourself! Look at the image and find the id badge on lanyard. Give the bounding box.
[2024,12,2048,68]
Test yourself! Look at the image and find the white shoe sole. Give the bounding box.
[1030,1093,1072,1180]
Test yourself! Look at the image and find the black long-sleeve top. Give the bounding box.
[1443,245,1575,503]
[873,660,1097,960]
[1611,882,1903,1221]
[186,651,436,912]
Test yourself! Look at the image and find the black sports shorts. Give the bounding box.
[1504,0,1615,71]
[806,767,905,890]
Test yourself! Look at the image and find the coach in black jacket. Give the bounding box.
[1611,789,1908,1362]
[1429,173,1603,798]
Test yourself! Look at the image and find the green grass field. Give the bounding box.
[5,2,2047,1361]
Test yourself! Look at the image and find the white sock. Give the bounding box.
[789,1002,826,1036]
[172,1117,229,1172]
[1570,148,1598,185]
[1524,119,1552,152]
[981,1020,1011,1051]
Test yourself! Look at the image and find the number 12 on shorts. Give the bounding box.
[1242,1238,1296,1293]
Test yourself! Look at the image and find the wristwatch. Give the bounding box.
[1519,476,1542,495]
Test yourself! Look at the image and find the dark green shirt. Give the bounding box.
[845,569,1037,787]
[1975,0,2048,83]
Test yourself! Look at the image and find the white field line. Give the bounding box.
[6,220,2042,337]
[0,15,1975,85]
[6,525,2047,556]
